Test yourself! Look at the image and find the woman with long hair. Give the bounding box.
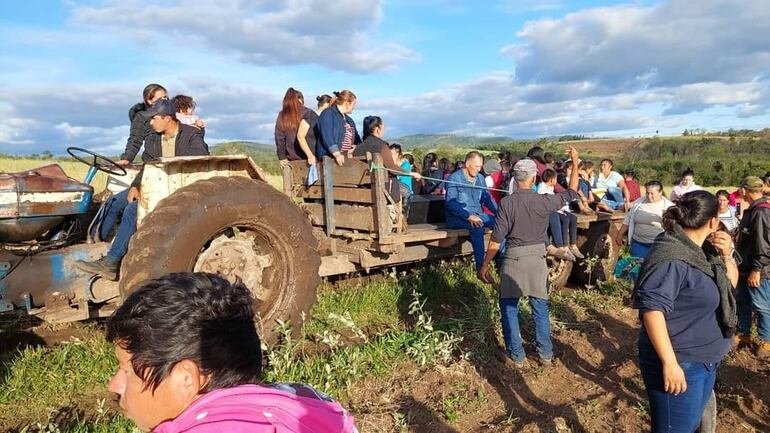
[716,189,740,235]
[296,94,332,166]
[316,90,361,166]
[275,87,307,167]
[117,83,167,166]
[634,190,737,432]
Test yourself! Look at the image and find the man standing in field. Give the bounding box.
[445,151,498,271]
[735,176,770,358]
[478,147,581,367]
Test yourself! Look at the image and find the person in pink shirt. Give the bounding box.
[106,272,357,433]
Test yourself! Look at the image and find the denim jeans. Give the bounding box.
[630,239,652,259]
[499,297,553,362]
[736,277,770,341]
[106,200,138,263]
[601,186,625,210]
[548,212,565,247]
[100,189,130,240]
[639,357,719,433]
[448,213,495,271]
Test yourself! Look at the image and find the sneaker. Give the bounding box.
[757,341,770,359]
[74,256,119,281]
[570,245,585,259]
[553,247,576,262]
[539,358,554,367]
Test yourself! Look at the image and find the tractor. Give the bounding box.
[0,149,623,341]
[0,148,319,341]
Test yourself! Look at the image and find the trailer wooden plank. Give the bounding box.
[371,153,391,242]
[303,202,375,232]
[288,158,371,188]
[300,186,373,204]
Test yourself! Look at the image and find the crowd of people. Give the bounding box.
[72,83,770,433]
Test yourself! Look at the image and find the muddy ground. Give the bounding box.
[2,291,768,433]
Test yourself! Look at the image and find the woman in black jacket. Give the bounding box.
[116,83,167,166]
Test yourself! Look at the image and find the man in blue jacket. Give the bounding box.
[445,151,498,271]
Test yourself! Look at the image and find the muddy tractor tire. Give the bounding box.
[119,176,321,343]
[572,220,620,286]
[547,256,574,290]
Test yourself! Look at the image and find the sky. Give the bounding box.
[1,0,770,155]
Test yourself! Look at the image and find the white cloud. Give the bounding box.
[71,0,420,73]
[507,0,770,90]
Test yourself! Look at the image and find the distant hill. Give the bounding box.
[212,141,274,155]
[212,140,281,174]
[395,134,517,149]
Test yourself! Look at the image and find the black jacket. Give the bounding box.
[121,103,161,162]
[736,197,770,278]
[130,123,210,188]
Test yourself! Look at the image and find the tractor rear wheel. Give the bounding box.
[119,176,320,343]
[547,256,573,290]
[571,221,619,286]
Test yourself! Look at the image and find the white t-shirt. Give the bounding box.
[624,200,670,244]
[594,171,623,189]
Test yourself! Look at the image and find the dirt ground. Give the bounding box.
[350,299,769,433]
[3,291,768,433]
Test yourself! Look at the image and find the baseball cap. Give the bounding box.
[740,176,764,191]
[513,158,537,177]
[143,98,176,119]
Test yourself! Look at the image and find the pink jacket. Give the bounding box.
[154,384,358,433]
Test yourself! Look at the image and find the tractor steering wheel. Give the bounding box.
[67,147,128,177]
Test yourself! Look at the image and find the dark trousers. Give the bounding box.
[100,189,129,240]
[548,212,577,247]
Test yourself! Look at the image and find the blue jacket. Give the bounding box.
[315,105,361,157]
[445,169,497,225]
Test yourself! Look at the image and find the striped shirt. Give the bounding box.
[719,209,740,234]
[341,122,354,152]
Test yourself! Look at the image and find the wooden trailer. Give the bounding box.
[283,154,625,289]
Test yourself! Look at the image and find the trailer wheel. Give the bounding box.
[572,221,619,286]
[547,256,573,290]
[119,176,320,343]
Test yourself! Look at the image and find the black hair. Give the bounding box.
[715,189,730,200]
[600,158,614,168]
[465,151,483,162]
[542,168,557,183]
[438,157,451,171]
[762,172,770,186]
[404,154,415,165]
[644,180,663,193]
[142,83,167,105]
[543,152,555,164]
[624,169,635,178]
[362,115,383,140]
[316,94,333,108]
[681,167,695,178]
[583,160,594,170]
[527,146,546,164]
[662,190,718,231]
[389,143,402,155]
[422,152,438,176]
[498,150,512,162]
[106,272,262,393]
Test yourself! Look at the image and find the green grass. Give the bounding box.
[1,259,638,432]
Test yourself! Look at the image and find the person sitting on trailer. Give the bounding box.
[75,99,209,280]
[445,151,498,271]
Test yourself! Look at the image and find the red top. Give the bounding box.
[626,179,641,202]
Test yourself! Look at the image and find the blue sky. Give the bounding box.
[1,0,769,155]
